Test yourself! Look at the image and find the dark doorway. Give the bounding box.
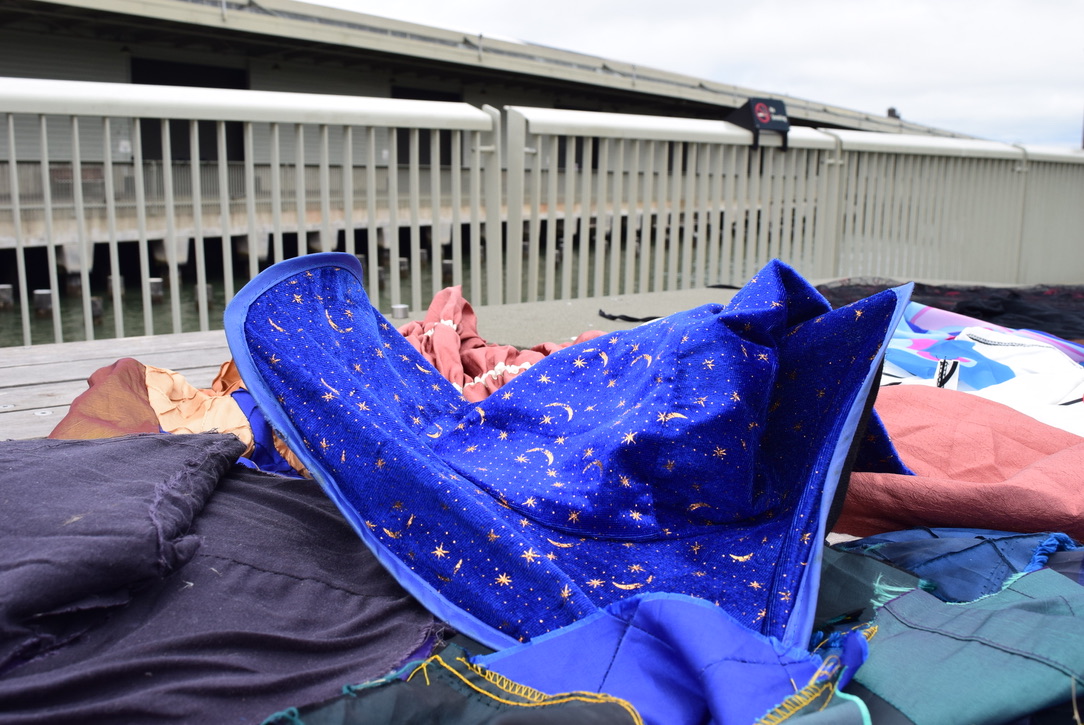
[131,58,247,161]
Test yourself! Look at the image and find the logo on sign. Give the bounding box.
[754,102,772,124]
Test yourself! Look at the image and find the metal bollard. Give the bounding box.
[33,289,53,317]
[390,304,409,319]
[0,284,13,310]
[148,277,165,304]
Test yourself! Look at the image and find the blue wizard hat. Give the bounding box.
[225,253,910,650]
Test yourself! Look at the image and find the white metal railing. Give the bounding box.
[2,76,1083,348]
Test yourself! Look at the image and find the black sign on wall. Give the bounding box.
[726,98,791,150]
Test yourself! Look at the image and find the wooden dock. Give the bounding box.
[0,286,735,441]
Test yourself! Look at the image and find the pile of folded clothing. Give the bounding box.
[4,254,1084,724]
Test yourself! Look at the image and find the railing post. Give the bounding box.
[816,131,846,280]
[504,107,527,304]
[481,104,503,305]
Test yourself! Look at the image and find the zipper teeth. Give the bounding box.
[965,333,1042,348]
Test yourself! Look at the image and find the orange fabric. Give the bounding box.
[837,385,1084,540]
[143,364,253,452]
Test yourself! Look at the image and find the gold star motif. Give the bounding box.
[573,357,587,368]
[354,363,362,372]
[664,460,675,471]
[583,447,595,458]
[541,415,554,424]
[487,529,500,542]
[391,501,404,511]
[496,573,512,586]
[502,391,513,400]
[357,402,370,412]
[629,510,643,521]
[622,432,637,444]
[546,552,558,561]
[546,469,557,477]
[587,578,605,588]
[606,379,617,388]
[319,438,330,449]
[731,391,742,402]
[431,383,441,391]
[411,416,422,425]
[269,354,281,365]
[855,309,864,319]
[375,349,384,358]
[555,436,566,444]
[375,458,385,469]
[466,444,478,453]
[568,510,580,523]
[749,581,763,590]
[681,334,689,343]
[713,446,727,458]
[499,431,508,440]
[780,591,792,602]
[691,542,703,553]
[585,405,597,412]
[538,374,552,383]
[292,294,303,303]
[756,609,767,621]
[322,392,335,401]
[380,322,389,330]
[801,532,812,544]
[432,544,449,559]
[515,454,528,463]
[560,584,573,599]
[521,548,540,563]
[629,564,644,572]
[619,475,631,487]
[519,518,531,528]
[609,336,619,344]
[703,358,716,370]
[524,497,538,507]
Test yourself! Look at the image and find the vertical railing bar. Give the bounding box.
[161,119,182,334]
[608,138,625,295]
[705,143,723,286]
[270,123,284,264]
[468,130,483,302]
[365,127,380,301]
[527,131,543,302]
[544,134,559,301]
[132,117,153,336]
[294,123,307,256]
[71,116,94,340]
[578,136,593,299]
[387,128,401,308]
[102,117,123,338]
[624,138,641,294]
[429,129,442,303]
[7,115,31,345]
[408,127,423,315]
[481,108,503,306]
[39,116,63,343]
[653,142,669,292]
[667,142,684,290]
[560,135,576,300]
[342,126,355,257]
[754,147,773,272]
[776,148,795,267]
[243,122,259,282]
[189,120,209,331]
[217,121,235,303]
[791,149,809,270]
[449,130,463,289]
[719,146,737,285]
[637,139,656,295]
[319,124,332,253]
[901,154,921,277]
[593,137,610,298]
[693,143,710,288]
[680,143,695,288]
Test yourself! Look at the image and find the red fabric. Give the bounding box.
[398,286,603,402]
[49,358,160,440]
[837,385,1084,540]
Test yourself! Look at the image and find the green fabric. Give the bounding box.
[852,569,1084,725]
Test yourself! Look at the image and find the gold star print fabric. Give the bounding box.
[225,254,910,649]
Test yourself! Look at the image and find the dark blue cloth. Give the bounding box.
[834,527,1082,603]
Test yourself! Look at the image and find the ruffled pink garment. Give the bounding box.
[398,286,603,402]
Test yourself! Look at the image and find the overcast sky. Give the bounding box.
[303,0,1082,147]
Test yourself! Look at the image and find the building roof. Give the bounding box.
[9,0,968,137]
